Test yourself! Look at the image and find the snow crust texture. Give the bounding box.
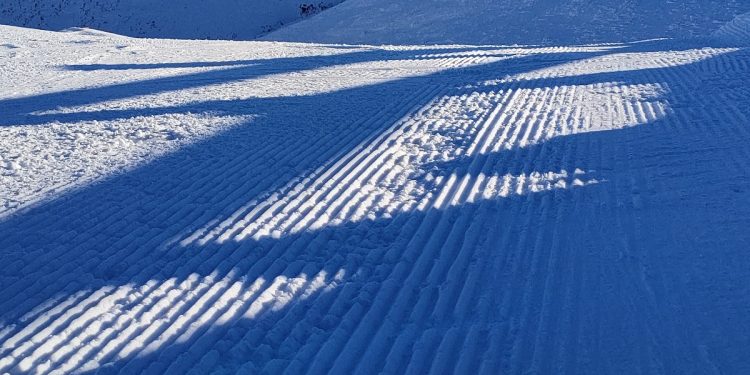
[1,13,750,375]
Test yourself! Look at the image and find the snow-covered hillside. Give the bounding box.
[713,11,750,45]
[266,0,750,45]
[0,0,343,39]
[2,1,750,374]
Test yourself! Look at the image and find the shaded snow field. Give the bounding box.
[0,0,344,39]
[1,13,750,375]
[265,0,750,45]
[713,11,750,45]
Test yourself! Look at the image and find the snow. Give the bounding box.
[0,0,344,40]
[265,0,750,45]
[2,2,750,374]
[713,11,750,45]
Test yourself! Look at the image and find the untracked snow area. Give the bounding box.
[266,0,750,45]
[2,3,750,375]
[0,0,344,40]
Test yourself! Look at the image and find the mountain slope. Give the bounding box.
[0,0,343,39]
[266,0,750,45]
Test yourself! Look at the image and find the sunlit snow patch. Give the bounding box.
[180,52,674,246]
[0,112,252,218]
[0,269,345,374]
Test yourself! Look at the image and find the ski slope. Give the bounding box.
[2,6,750,375]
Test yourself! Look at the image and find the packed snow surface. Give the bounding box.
[2,5,750,375]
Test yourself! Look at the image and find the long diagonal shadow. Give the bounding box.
[1,41,749,374]
[0,46,516,127]
[0,39,700,128]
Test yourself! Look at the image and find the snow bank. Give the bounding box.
[265,0,750,45]
[0,0,344,40]
[713,12,750,45]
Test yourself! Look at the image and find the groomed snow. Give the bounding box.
[2,3,750,374]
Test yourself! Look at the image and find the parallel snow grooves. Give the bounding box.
[216,84,446,243]
[1,47,512,374]
[0,79,445,372]
[232,85,500,374]
[364,87,521,374]
[432,86,576,372]
[233,85,449,241]
[440,83,560,375]
[2,80,420,368]
[173,85,472,374]
[633,58,750,372]
[13,71,540,375]
[3,41,750,374]
[521,83,579,375]
[2,78,438,312]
